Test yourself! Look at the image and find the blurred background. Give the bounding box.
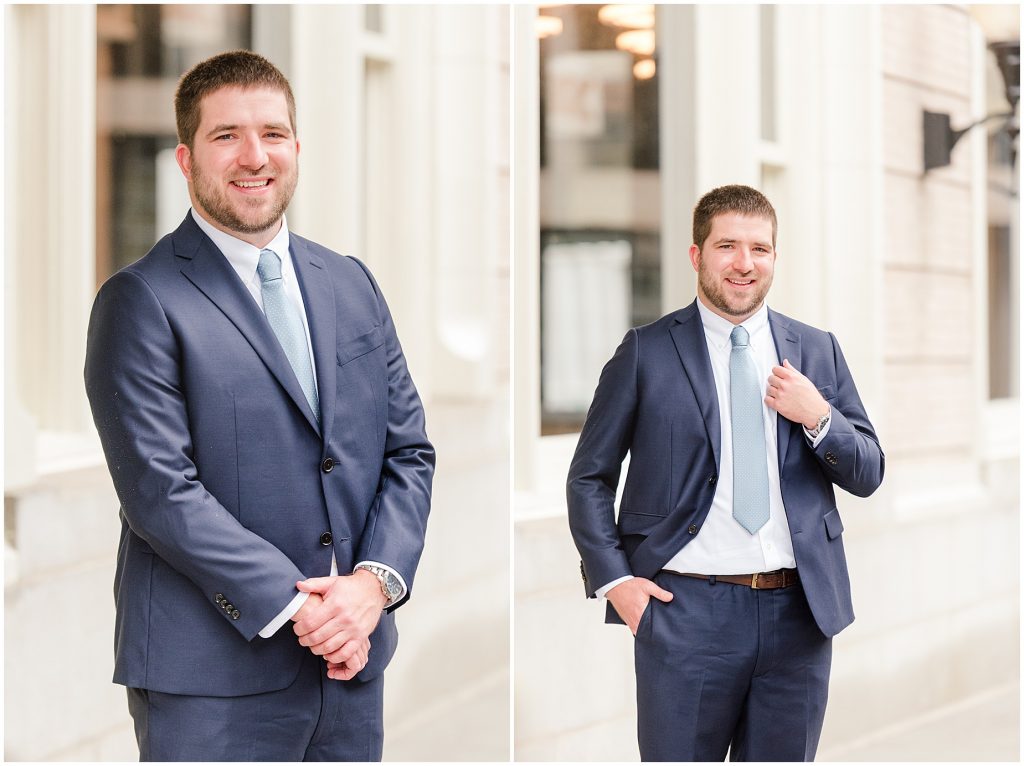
[514,3,1019,761]
[4,4,509,761]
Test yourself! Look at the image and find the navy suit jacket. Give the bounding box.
[567,301,883,638]
[85,213,434,696]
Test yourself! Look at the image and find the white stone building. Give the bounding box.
[4,4,509,760]
[514,4,1019,760]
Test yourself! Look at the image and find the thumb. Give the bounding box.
[650,584,674,603]
[783,358,797,371]
[296,577,333,594]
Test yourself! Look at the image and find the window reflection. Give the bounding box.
[96,4,252,285]
[539,4,660,435]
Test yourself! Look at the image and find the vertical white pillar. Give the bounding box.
[513,5,540,491]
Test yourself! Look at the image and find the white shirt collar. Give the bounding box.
[190,208,292,282]
[696,297,770,351]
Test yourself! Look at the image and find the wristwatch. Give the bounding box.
[356,564,403,606]
[807,407,831,439]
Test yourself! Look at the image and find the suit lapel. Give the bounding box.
[174,214,321,437]
[768,309,801,469]
[669,302,721,471]
[291,236,337,442]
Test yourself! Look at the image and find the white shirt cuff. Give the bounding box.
[355,560,408,605]
[804,408,833,448]
[595,575,634,600]
[258,591,309,638]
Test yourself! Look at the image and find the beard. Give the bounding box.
[191,162,298,236]
[697,257,772,319]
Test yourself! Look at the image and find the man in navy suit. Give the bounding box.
[567,185,884,761]
[85,51,434,761]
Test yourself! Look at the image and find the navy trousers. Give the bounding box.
[634,571,832,762]
[127,649,384,761]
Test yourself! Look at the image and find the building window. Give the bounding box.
[95,4,252,285]
[985,62,1019,400]
[538,4,661,435]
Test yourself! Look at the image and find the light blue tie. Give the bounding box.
[257,248,320,424]
[730,325,769,533]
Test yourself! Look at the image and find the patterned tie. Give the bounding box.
[730,325,769,533]
[257,248,320,424]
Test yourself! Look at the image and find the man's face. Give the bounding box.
[689,212,776,324]
[175,86,299,247]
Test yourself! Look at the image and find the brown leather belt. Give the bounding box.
[664,568,799,590]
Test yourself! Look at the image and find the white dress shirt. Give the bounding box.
[596,299,831,597]
[190,210,406,636]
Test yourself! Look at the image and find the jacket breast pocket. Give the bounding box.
[337,325,385,368]
[824,507,844,540]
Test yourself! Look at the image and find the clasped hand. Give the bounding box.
[290,569,387,681]
[764,359,829,430]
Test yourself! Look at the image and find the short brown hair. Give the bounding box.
[692,185,778,249]
[174,50,296,149]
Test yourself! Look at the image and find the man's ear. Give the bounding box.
[174,143,192,182]
[688,244,702,274]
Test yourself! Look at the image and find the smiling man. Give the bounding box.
[567,185,884,761]
[85,51,434,761]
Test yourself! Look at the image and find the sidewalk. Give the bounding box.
[819,682,1019,761]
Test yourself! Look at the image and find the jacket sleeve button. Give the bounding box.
[688,524,698,535]
[231,610,240,620]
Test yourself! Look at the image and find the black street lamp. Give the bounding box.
[922,12,1019,174]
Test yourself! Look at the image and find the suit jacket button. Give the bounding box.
[231,610,240,620]
[215,593,225,604]
[224,603,233,612]
[321,458,335,473]
[708,474,717,486]
[320,532,333,546]
[688,524,698,535]
[825,451,838,465]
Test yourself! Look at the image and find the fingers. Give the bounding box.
[292,607,332,639]
[328,663,359,681]
[324,639,371,681]
[297,615,346,646]
[324,638,367,665]
[295,577,333,594]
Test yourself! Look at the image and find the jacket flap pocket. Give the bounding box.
[337,325,384,367]
[617,509,668,537]
[817,384,837,401]
[824,507,844,540]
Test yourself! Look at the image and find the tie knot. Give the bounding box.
[257,249,283,283]
[730,325,750,348]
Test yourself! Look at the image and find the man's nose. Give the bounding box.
[734,247,754,272]
[238,135,268,169]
